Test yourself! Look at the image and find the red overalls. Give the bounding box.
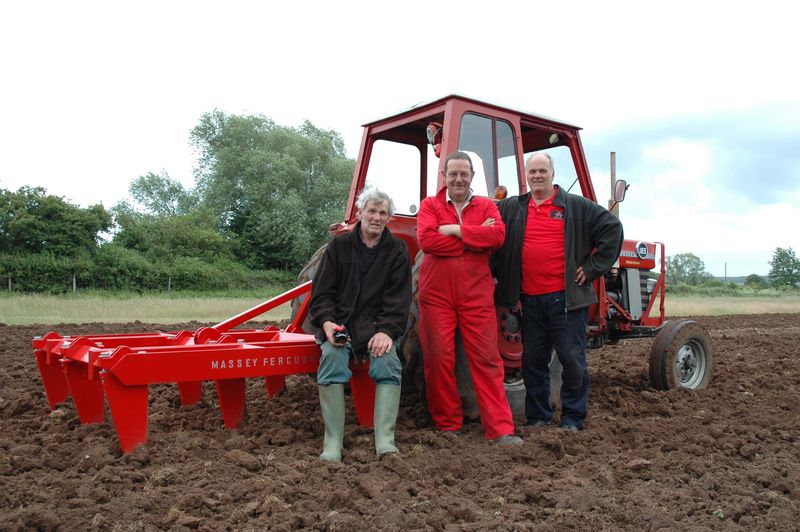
[417,188,515,439]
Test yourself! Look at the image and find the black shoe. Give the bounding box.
[560,424,580,432]
[491,434,523,446]
[527,419,552,428]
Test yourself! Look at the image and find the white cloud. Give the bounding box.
[639,140,716,223]
[590,135,800,276]
[620,197,799,276]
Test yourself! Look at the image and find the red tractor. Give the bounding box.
[34,95,714,452]
[297,94,714,415]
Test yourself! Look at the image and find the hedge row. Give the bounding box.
[666,281,794,297]
[0,248,293,293]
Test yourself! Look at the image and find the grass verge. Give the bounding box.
[2,292,798,326]
[0,292,293,326]
[666,294,800,316]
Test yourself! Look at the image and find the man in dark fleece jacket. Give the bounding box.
[493,153,623,432]
[309,187,411,462]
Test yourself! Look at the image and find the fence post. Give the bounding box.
[168,276,171,292]
[7,275,10,292]
[73,275,77,293]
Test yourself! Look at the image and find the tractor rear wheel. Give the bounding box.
[649,319,714,390]
[400,251,480,420]
[289,244,327,335]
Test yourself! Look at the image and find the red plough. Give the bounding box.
[32,282,377,453]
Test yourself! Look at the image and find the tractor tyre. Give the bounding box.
[647,320,675,387]
[400,251,480,420]
[649,319,714,390]
[289,244,327,336]
[399,251,424,391]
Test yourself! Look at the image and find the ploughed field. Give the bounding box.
[1,314,798,530]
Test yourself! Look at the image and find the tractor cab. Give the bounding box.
[336,95,597,262]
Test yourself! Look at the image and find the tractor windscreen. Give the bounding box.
[457,113,520,197]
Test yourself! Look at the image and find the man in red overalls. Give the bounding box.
[417,151,521,445]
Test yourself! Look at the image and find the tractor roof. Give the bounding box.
[362,93,582,131]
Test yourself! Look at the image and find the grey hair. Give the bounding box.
[356,186,395,216]
[526,152,555,172]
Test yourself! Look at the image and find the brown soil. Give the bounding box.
[1,314,799,530]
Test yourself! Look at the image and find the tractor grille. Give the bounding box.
[640,274,654,313]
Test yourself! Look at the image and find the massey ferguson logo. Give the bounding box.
[636,242,649,260]
[550,211,564,219]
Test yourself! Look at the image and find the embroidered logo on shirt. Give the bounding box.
[550,211,565,219]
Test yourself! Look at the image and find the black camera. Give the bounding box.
[332,326,349,344]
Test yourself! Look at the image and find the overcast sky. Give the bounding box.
[1,1,798,276]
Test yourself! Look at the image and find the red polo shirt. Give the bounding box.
[521,189,565,295]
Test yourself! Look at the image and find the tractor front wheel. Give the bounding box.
[649,319,714,390]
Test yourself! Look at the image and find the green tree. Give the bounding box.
[666,252,712,286]
[768,247,800,287]
[112,203,230,264]
[129,171,197,217]
[111,170,231,265]
[0,186,111,256]
[744,273,766,289]
[190,110,354,270]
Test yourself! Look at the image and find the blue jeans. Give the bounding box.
[521,291,589,428]
[316,340,402,386]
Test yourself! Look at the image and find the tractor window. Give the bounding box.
[497,120,519,195]
[458,113,495,197]
[523,146,579,194]
[365,140,421,215]
[458,113,519,197]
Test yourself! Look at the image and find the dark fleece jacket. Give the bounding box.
[493,187,623,311]
[309,222,412,356]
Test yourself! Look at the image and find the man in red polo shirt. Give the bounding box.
[493,153,623,431]
[417,151,521,445]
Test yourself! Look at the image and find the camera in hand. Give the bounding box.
[333,325,349,344]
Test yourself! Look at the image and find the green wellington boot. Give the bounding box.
[374,384,401,457]
[318,384,345,462]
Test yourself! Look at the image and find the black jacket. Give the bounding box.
[492,187,624,310]
[309,222,412,355]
